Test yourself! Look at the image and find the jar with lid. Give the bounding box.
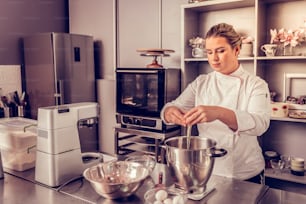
[264,151,280,168]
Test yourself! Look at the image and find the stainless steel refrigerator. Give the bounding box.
[23,32,98,152]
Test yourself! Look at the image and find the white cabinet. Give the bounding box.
[116,0,160,68]
[117,0,185,68]
[161,0,186,68]
[69,0,116,80]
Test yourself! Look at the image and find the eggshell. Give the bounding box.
[163,198,173,204]
[155,189,168,201]
[172,195,185,204]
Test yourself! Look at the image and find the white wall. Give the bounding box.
[69,0,116,80]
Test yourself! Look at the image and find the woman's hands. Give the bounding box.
[183,105,220,125]
[164,105,238,130]
[164,105,217,126]
[164,106,187,126]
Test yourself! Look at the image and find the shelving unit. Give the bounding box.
[181,0,306,188]
[271,117,306,124]
[265,168,306,185]
[181,0,257,88]
[181,0,306,121]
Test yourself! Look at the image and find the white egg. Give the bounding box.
[153,201,163,204]
[163,198,173,204]
[172,195,185,204]
[155,189,168,201]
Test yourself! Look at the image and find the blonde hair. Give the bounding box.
[205,23,242,49]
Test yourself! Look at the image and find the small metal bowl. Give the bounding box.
[83,161,150,199]
[144,186,188,204]
[125,154,156,173]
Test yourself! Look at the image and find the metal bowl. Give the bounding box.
[165,136,227,195]
[125,154,156,173]
[83,161,150,199]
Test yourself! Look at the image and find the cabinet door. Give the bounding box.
[69,0,115,79]
[161,0,186,68]
[117,0,160,67]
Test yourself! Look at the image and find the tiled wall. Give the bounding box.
[0,65,21,96]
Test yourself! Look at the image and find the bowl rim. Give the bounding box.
[125,154,156,161]
[83,161,150,185]
[164,136,217,150]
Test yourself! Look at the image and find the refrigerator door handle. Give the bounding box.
[55,80,64,105]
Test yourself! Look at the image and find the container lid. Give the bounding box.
[0,117,37,133]
[264,151,279,158]
[0,117,37,150]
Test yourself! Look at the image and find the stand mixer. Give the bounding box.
[35,102,103,187]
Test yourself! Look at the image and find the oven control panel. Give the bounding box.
[116,114,178,132]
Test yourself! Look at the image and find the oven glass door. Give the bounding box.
[116,69,164,117]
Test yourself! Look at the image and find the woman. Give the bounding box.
[161,23,270,184]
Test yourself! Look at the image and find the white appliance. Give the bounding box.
[35,102,102,187]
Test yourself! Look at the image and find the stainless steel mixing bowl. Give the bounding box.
[165,136,227,195]
[83,161,150,199]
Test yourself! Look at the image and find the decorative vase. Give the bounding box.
[283,45,294,56]
[191,47,204,58]
[240,43,253,57]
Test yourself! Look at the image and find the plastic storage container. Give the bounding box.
[0,117,37,171]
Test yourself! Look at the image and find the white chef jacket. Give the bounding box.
[161,65,271,180]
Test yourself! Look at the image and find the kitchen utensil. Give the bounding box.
[164,136,227,196]
[280,155,291,169]
[83,161,150,199]
[125,154,156,173]
[264,150,279,168]
[186,125,192,149]
[270,159,285,174]
[0,150,4,179]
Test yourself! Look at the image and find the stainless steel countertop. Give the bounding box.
[0,173,86,204]
[59,163,269,204]
[2,163,306,203]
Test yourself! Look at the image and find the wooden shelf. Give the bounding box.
[265,168,306,185]
[182,0,255,12]
[270,117,306,123]
[257,56,306,60]
[185,56,306,62]
[184,57,254,62]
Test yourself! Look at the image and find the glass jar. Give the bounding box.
[264,151,279,168]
